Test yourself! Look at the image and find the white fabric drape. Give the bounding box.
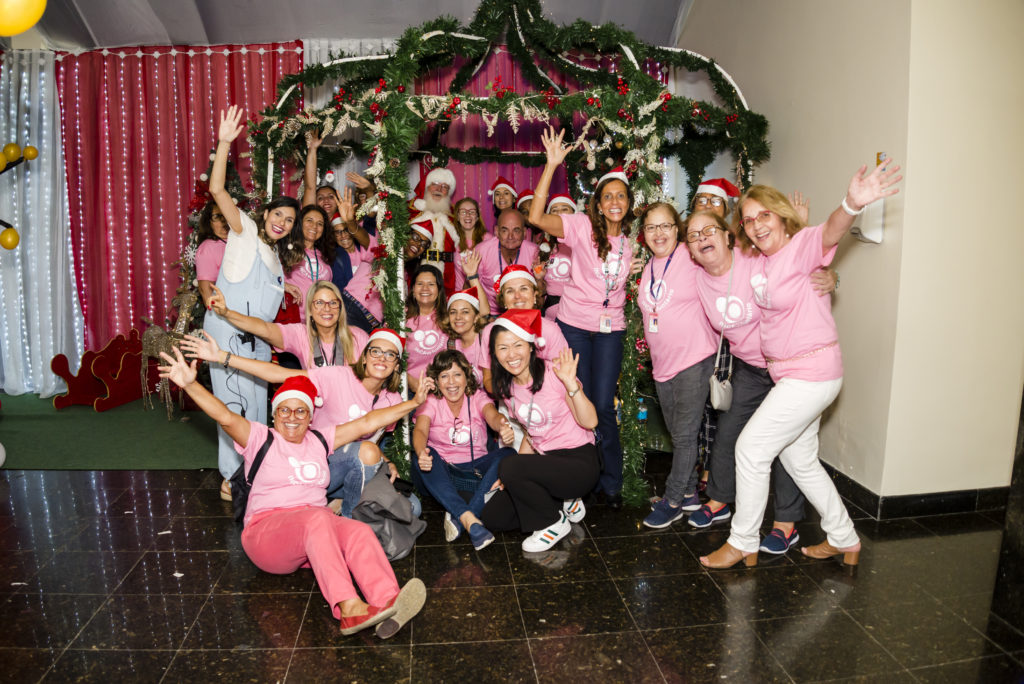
[0,50,84,397]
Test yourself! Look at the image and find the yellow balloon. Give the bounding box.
[23,145,38,161]
[0,227,20,250]
[0,155,6,172]
[0,0,47,37]
[2,143,21,162]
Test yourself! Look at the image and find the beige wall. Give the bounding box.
[678,0,1024,496]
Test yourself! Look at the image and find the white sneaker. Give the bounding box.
[562,498,586,524]
[522,513,571,553]
[443,512,460,543]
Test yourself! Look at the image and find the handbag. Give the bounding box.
[708,262,734,411]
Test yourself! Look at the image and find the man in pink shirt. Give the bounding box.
[475,209,539,313]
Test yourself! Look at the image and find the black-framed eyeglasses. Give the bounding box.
[685,225,722,243]
[367,346,399,362]
[643,222,676,234]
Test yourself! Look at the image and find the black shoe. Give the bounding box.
[607,492,623,511]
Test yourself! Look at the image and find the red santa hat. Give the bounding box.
[411,222,434,241]
[495,264,537,294]
[516,187,534,209]
[597,166,629,187]
[367,327,405,352]
[488,176,517,199]
[447,287,480,311]
[272,375,322,413]
[695,178,740,201]
[492,308,545,348]
[546,193,576,213]
[425,167,456,196]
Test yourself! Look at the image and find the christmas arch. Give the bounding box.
[246,0,771,505]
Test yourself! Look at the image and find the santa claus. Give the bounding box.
[408,167,461,294]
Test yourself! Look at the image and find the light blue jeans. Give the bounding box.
[327,441,421,518]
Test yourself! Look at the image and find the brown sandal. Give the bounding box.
[800,540,860,566]
[700,542,758,569]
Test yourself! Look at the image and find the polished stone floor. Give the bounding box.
[0,457,1021,683]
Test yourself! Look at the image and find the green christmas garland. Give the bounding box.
[243,0,771,503]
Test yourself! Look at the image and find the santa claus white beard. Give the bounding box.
[423,194,451,215]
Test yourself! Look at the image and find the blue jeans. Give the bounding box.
[556,320,624,495]
[327,441,421,518]
[414,446,513,529]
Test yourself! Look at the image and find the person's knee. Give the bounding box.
[357,441,382,466]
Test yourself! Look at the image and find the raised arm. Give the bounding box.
[331,373,436,450]
[821,159,902,253]
[527,126,574,238]
[462,250,490,318]
[211,106,246,233]
[337,187,370,248]
[207,286,284,348]
[158,346,251,447]
[179,331,304,385]
[552,347,598,430]
[300,131,323,208]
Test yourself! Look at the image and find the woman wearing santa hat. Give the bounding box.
[157,346,431,638]
[481,264,569,363]
[489,175,518,229]
[439,272,492,389]
[529,126,643,508]
[537,193,576,319]
[482,309,599,552]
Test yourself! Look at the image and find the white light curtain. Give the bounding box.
[0,50,84,397]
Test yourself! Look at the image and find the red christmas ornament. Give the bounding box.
[397,85,406,93]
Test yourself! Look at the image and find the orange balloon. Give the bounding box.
[22,145,38,160]
[0,227,20,250]
[2,143,20,162]
[0,0,47,37]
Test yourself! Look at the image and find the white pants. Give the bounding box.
[727,377,859,553]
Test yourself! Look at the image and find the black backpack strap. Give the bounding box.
[310,429,330,456]
[246,431,275,486]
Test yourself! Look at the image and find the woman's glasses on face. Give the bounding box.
[695,196,725,208]
[275,406,309,419]
[643,223,676,235]
[685,225,722,243]
[312,299,341,311]
[739,210,774,230]
[367,346,399,362]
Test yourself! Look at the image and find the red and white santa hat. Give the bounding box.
[367,327,406,352]
[546,193,576,213]
[597,166,629,187]
[447,287,480,311]
[695,178,740,201]
[488,176,517,199]
[492,308,545,348]
[272,375,323,413]
[424,167,456,197]
[515,187,534,209]
[495,264,536,294]
[411,222,434,242]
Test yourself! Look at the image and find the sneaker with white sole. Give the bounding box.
[443,512,461,543]
[562,498,586,524]
[688,503,732,529]
[522,513,571,553]
[759,527,800,555]
[643,498,686,529]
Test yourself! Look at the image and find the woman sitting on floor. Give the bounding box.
[157,346,429,638]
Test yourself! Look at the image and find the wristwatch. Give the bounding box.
[567,386,580,398]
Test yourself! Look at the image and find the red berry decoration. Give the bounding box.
[384,211,393,220]
[453,96,461,105]
[397,85,405,93]
[586,97,595,105]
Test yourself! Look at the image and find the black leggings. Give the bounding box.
[480,443,600,533]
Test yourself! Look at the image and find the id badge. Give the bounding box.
[648,314,659,334]
[599,314,612,333]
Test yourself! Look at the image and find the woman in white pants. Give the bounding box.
[700,159,901,569]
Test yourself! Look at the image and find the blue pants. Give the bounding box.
[327,441,421,518]
[557,320,624,495]
[414,446,513,528]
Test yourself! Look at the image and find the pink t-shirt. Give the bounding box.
[416,391,493,465]
[475,236,540,312]
[285,248,333,320]
[753,223,842,382]
[275,323,369,369]
[505,363,595,453]
[195,238,226,282]
[555,213,632,332]
[482,317,568,363]
[234,421,331,526]
[343,236,384,321]
[636,246,717,382]
[307,365,403,442]
[407,314,446,378]
[694,249,766,368]
[453,234,495,291]
[543,244,573,298]
[455,333,489,384]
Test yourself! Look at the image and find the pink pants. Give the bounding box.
[241,506,399,618]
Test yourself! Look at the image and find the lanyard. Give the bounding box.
[601,236,627,308]
[305,249,321,282]
[646,244,677,314]
[498,247,521,274]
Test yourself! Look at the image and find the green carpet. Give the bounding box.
[0,392,218,470]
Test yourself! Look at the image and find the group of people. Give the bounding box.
[173,108,901,635]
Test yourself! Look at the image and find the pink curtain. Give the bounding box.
[56,42,303,349]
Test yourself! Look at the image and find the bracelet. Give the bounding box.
[841,197,864,216]
[567,385,580,398]
[467,274,478,281]
[223,351,232,367]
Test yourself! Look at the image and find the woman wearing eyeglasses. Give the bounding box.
[413,350,516,550]
[700,160,902,569]
[634,202,718,529]
[181,328,417,518]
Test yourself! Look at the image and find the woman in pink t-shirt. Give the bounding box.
[405,265,447,393]
[700,160,902,570]
[194,200,229,308]
[413,350,516,551]
[480,310,600,553]
[343,224,431,333]
[528,127,642,508]
[439,267,492,391]
[207,281,367,370]
[538,193,575,320]
[482,265,569,364]
[282,205,334,321]
[158,348,430,638]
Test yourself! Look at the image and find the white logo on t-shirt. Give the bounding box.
[642,279,672,310]
[348,404,366,420]
[516,403,547,429]
[716,295,750,326]
[448,424,471,445]
[597,252,624,280]
[413,329,444,352]
[750,273,769,307]
[548,256,571,279]
[287,457,325,485]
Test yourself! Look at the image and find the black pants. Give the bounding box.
[481,443,600,533]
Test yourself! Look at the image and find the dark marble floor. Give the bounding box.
[1,456,1021,683]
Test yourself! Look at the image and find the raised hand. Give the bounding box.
[498,417,515,446]
[788,191,810,224]
[413,373,435,405]
[207,286,228,316]
[338,187,356,223]
[345,171,373,191]
[845,158,903,211]
[158,346,197,389]
[462,249,481,277]
[217,105,246,144]
[306,130,323,150]
[540,125,574,167]
[179,331,221,363]
[552,347,580,388]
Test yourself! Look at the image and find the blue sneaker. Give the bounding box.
[468,523,495,551]
[759,527,800,555]
[678,492,703,512]
[688,503,732,529]
[643,499,686,529]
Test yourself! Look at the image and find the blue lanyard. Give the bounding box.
[647,244,677,312]
[305,250,321,282]
[602,236,627,308]
[498,247,521,273]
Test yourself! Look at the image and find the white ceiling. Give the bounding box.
[32,0,688,51]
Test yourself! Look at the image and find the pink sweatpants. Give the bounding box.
[241,506,399,618]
